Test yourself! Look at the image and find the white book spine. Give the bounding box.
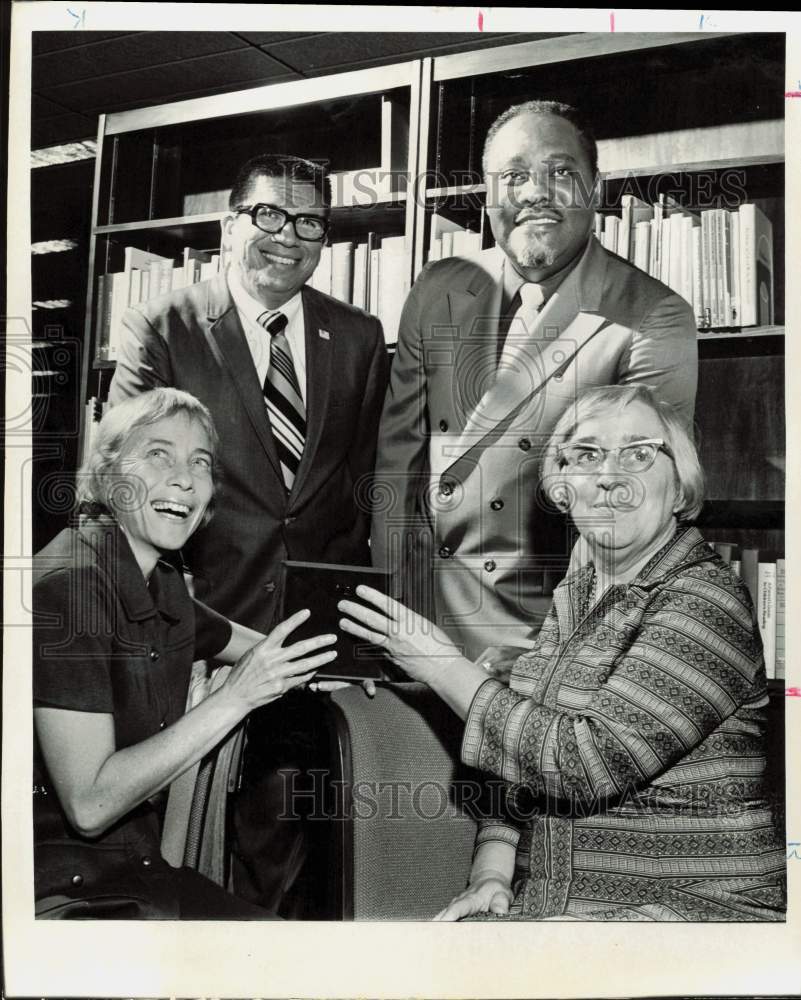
[757,562,777,680]
[775,559,785,680]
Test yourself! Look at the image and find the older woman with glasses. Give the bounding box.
[341,384,785,921]
[33,388,337,919]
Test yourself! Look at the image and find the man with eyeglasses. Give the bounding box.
[372,100,698,666]
[110,153,389,916]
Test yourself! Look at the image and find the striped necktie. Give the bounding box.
[260,311,305,491]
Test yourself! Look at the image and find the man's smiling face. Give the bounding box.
[223,174,326,308]
[484,112,597,281]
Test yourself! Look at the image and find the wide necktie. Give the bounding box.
[498,282,545,371]
[260,311,305,491]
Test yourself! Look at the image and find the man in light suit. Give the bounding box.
[372,100,697,663]
[110,153,388,916]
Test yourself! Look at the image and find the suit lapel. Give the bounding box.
[447,257,503,431]
[206,277,282,481]
[290,287,333,503]
[446,238,609,468]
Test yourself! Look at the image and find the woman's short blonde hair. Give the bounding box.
[76,388,219,525]
[540,385,705,523]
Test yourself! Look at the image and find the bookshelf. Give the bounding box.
[78,32,785,627]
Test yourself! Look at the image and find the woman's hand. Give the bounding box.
[338,585,464,685]
[221,609,337,713]
[433,871,514,921]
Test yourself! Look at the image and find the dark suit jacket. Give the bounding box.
[372,237,698,660]
[110,272,389,632]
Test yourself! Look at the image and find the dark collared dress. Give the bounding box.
[32,516,267,919]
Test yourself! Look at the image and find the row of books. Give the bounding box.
[596,196,774,329]
[94,246,225,362]
[711,542,785,680]
[306,234,409,344]
[95,232,411,361]
[428,212,484,261]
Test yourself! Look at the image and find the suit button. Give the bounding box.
[490,499,504,511]
[484,560,497,572]
[518,438,532,451]
[439,545,452,559]
[71,874,83,887]
[141,856,153,868]
[263,581,276,593]
[439,419,448,432]
[439,481,454,498]
[149,648,159,661]
[284,516,295,525]
[159,719,166,730]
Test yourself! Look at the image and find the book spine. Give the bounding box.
[692,225,705,328]
[701,211,713,329]
[94,274,108,361]
[331,241,355,304]
[369,247,380,316]
[108,271,128,361]
[128,267,142,307]
[352,243,368,309]
[159,259,173,296]
[668,213,682,294]
[757,561,776,680]
[441,231,454,259]
[729,211,740,326]
[619,197,632,261]
[634,221,650,273]
[660,217,671,286]
[738,203,756,326]
[754,205,774,326]
[775,558,785,680]
[720,210,732,326]
[739,547,759,609]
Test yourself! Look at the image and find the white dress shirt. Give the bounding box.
[227,269,308,404]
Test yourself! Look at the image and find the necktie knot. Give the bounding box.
[259,311,288,336]
[519,282,544,311]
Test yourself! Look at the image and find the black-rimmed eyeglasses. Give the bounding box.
[235,203,329,242]
[556,438,674,474]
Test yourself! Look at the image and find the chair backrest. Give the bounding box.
[328,683,478,920]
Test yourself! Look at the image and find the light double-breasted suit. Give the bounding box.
[110,271,389,633]
[371,236,698,661]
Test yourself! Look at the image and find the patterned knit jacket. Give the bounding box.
[462,526,786,921]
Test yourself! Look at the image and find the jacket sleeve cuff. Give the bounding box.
[461,677,506,769]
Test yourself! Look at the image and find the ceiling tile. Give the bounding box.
[237,32,321,46]
[32,113,100,149]
[265,31,543,74]
[38,48,299,115]
[33,31,251,88]
[32,95,68,118]
[32,31,135,55]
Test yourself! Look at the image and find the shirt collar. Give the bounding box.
[502,236,589,308]
[227,268,303,331]
[77,515,183,624]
